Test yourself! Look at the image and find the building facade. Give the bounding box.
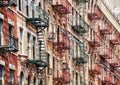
[0,0,120,85]
[0,1,18,85]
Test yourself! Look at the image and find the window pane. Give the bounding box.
[0,66,3,78]
[9,26,13,46]
[19,0,22,11]
[0,20,2,45]
[27,33,30,56]
[20,28,23,54]
[33,37,36,60]
[10,70,14,84]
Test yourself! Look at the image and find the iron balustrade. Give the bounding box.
[0,35,18,52]
[0,0,17,7]
[26,6,49,27]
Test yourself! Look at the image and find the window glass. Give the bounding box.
[20,28,23,54]
[10,70,14,84]
[0,20,2,45]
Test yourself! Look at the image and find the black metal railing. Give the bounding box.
[76,0,87,3]
[0,0,17,7]
[0,35,18,52]
[28,52,49,67]
[26,6,49,27]
[72,16,89,34]
[73,48,89,64]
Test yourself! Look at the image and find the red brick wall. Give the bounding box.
[0,6,18,84]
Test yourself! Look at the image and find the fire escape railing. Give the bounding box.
[72,16,89,34]
[52,0,72,14]
[0,35,18,52]
[26,6,49,27]
[0,0,17,7]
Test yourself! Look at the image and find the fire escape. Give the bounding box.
[110,51,120,68]
[89,60,101,76]
[109,31,120,45]
[26,6,49,67]
[53,60,72,85]
[50,0,72,84]
[99,20,112,35]
[71,0,89,85]
[72,14,89,34]
[0,0,17,7]
[26,1,49,84]
[102,73,114,84]
[87,1,104,84]
[88,6,103,20]
[53,27,70,53]
[0,0,18,53]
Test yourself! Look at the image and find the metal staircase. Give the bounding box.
[36,28,49,67]
[28,29,49,69]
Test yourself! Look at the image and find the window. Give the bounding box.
[28,75,31,85]
[27,33,30,57]
[38,2,41,8]
[19,28,23,54]
[33,77,36,85]
[33,37,36,60]
[71,40,74,57]
[18,0,22,11]
[26,0,29,16]
[76,42,78,58]
[0,66,4,85]
[9,25,13,46]
[10,70,14,84]
[0,20,2,45]
[76,72,78,85]
[57,60,60,77]
[20,72,24,85]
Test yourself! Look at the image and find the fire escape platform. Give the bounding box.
[73,52,89,64]
[72,18,89,34]
[26,18,49,27]
[28,60,48,67]
[89,63,101,75]
[0,36,18,52]
[52,5,70,14]
[0,0,17,7]
[76,0,87,3]
[26,7,49,28]
[52,0,72,14]
[88,6,103,20]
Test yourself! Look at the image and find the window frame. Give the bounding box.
[18,0,22,11]
[0,66,4,85]
[19,28,23,54]
[10,69,14,84]
[27,33,30,57]
[33,36,36,60]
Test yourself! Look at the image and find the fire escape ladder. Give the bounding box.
[36,28,49,68]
